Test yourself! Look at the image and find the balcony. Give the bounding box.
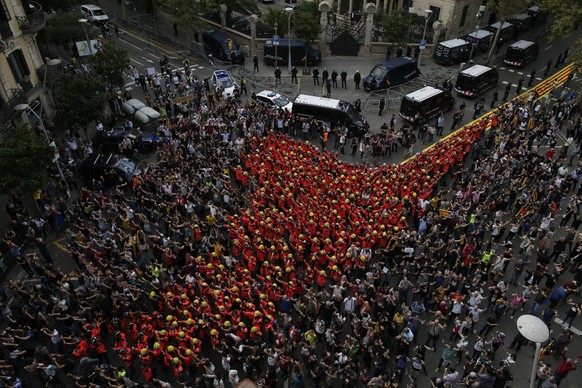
[17,1,46,34]
[0,89,27,123]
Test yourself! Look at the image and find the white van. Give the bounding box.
[81,4,109,24]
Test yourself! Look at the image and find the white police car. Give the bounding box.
[255,90,293,112]
[211,70,239,98]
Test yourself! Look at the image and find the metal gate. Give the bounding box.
[330,31,359,56]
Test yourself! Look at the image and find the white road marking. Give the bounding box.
[555,318,582,335]
[517,72,523,75]
[536,77,542,80]
[124,81,136,87]
[544,45,552,51]
[131,58,144,66]
[119,38,144,51]
[508,69,515,72]
[502,81,509,84]
[148,52,159,59]
[499,67,506,70]
[141,56,154,64]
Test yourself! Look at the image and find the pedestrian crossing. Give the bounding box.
[123,63,206,90]
[554,318,582,336]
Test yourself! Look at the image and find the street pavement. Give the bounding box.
[3,2,582,387]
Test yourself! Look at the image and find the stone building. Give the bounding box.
[0,0,47,126]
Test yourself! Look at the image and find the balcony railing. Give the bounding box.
[0,89,27,123]
[17,1,46,34]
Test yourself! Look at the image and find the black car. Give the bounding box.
[79,154,148,187]
[94,128,161,154]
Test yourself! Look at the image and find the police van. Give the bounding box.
[504,40,539,67]
[465,29,493,53]
[484,22,516,43]
[292,94,368,137]
[399,86,455,123]
[433,39,471,65]
[362,57,420,91]
[510,13,534,34]
[454,64,499,98]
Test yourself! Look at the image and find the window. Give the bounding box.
[460,5,469,27]
[429,6,441,22]
[0,0,10,21]
[7,49,30,84]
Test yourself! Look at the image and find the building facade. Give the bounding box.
[0,0,46,125]
[407,0,492,41]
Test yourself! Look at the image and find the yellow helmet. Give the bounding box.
[201,301,208,308]
[153,342,160,349]
[181,294,187,300]
[167,345,175,352]
[185,349,193,356]
[210,329,218,336]
[149,291,156,298]
[140,348,148,355]
[251,326,258,333]
[254,310,261,317]
[160,330,167,336]
[186,318,193,325]
[179,331,185,338]
[191,338,199,345]
[173,357,180,364]
[319,270,326,275]
[224,321,231,327]
[166,315,173,322]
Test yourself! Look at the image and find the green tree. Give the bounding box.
[0,124,54,195]
[53,73,107,139]
[91,43,131,89]
[262,8,288,37]
[219,0,260,20]
[40,11,88,51]
[376,9,409,46]
[166,0,214,42]
[538,0,582,66]
[486,0,524,58]
[291,1,321,44]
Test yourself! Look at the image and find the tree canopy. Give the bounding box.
[291,1,321,44]
[40,11,89,50]
[486,0,525,57]
[538,0,582,66]
[53,72,107,136]
[91,43,131,89]
[376,9,409,45]
[0,124,54,195]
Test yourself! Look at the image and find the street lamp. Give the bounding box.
[516,315,550,388]
[274,22,278,68]
[284,6,294,74]
[417,9,433,69]
[38,58,62,135]
[15,103,67,190]
[407,7,414,44]
[78,18,92,56]
[468,5,486,64]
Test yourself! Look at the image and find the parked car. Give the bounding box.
[94,127,161,154]
[255,90,293,112]
[79,154,148,187]
[212,70,239,98]
[80,4,109,25]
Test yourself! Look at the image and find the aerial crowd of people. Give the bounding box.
[0,55,581,388]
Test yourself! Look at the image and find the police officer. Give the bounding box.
[312,67,320,85]
[322,69,329,84]
[331,70,338,88]
[274,67,281,83]
[378,97,386,116]
[340,70,348,89]
[354,70,361,89]
[291,66,298,83]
